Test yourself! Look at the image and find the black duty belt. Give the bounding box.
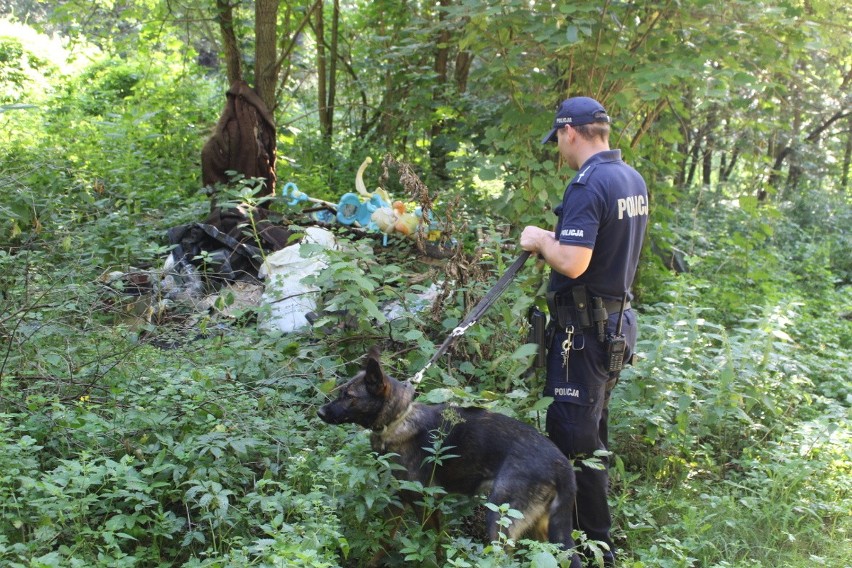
[546,289,630,331]
[551,295,630,316]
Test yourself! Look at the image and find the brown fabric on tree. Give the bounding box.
[201,80,277,208]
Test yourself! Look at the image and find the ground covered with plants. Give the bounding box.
[1,8,850,568]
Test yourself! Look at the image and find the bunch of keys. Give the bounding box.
[561,326,574,381]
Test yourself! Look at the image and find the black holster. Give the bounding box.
[527,306,547,368]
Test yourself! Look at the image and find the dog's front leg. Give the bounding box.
[402,488,445,566]
[410,502,445,566]
[365,501,406,567]
[412,501,441,533]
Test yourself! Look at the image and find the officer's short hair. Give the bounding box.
[573,119,610,143]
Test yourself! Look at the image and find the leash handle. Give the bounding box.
[410,250,532,384]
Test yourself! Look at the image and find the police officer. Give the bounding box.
[520,97,648,567]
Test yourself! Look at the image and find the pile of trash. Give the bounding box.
[98,158,452,335]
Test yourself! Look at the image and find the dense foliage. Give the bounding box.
[1,2,850,567]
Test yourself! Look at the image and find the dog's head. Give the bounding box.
[317,347,392,428]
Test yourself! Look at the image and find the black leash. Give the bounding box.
[410,250,532,384]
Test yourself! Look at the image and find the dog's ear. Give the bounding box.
[364,349,387,396]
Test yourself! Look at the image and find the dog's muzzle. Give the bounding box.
[317,404,342,424]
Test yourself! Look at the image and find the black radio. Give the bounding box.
[605,294,628,373]
[606,334,626,372]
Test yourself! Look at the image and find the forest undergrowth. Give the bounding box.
[0,188,849,567]
[1,14,850,567]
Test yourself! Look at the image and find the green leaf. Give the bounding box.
[565,25,579,44]
[361,297,386,323]
[420,388,454,404]
[404,329,424,341]
[530,551,559,568]
[531,396,554,412]
[510,343,539,360]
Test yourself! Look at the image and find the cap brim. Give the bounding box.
[541,127,558,145]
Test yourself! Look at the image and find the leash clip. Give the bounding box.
[451,322,474,337]
[410,369,426,385]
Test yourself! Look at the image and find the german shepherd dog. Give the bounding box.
[318,348,582,567]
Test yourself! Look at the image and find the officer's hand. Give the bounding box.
[520,226,549,253]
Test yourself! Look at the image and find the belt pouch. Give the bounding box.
[546,291,573,329]
[571,285,592,328]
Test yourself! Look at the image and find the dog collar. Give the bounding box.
[373,404,415,437]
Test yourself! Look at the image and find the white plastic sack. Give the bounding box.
[258,227,336,333]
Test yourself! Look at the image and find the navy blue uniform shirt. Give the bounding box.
[548,149,648,301]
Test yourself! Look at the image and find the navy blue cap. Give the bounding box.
[541,97,610,144]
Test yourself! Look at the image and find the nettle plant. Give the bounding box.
[612,275,814,476]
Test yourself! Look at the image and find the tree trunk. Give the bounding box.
[766,146,790,200]
[842,116,852,190]
[326,0,339,139]
[700,107,717,186]
[685,128,704,187]
[378,70,396,147]
[316,0,330,139]
[429,0,451,182]
[675,139,688,187]
[255,0,280,113]
[216,0,241,85]
[721,148,739,181]
[454,50,473,93]
[702,146,712,186]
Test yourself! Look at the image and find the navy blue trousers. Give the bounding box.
[544,309,637,561]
